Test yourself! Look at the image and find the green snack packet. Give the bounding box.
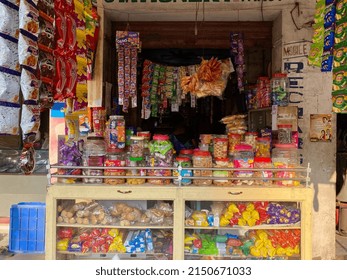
[334,46,347,69]
[332,93,347,113]
[308,42,324,67]
[336,0,347,24]
[335,22,347,47]
[332,69,347,91]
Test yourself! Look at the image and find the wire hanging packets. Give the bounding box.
[115,31,141,113]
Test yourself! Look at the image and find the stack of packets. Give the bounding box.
[220,114,248,134]
[124,229,154,254]
[332,0,347,112]
[116,31,141,113]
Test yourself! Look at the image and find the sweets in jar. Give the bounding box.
[254,157,273,185]
[130,136,144,158]
[255,137,271,158]
[244,132,258,150]
[228,133,242,156]
[173,157,192,185]
[193,150,212,186]
[213,137,228,159]
[104,153,126,185]
[126,156,146,185]
[233,144,254,178]
[277,124,292,144]
[213,158,232,186]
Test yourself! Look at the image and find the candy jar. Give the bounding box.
[254,157,273,185]
[233,144,254,179]
[228,133,242,156]
[126,156,146,185]
[192,150,212,186]
[179,149,194,161]
[255,137,271,158]
[244,132,258,150]
[148,134,173,185]
[213,137,228,159]
[104,152,126,185]
[130,136,144,158]
[213,158,232,186]
[173,157,192,186]
[277,124,292,144]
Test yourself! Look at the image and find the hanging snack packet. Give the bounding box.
[64,56,77,99]
[20,103,41,141]
[19,0,39,38]
[65,113,80,141]
[21,67,40,102]
[321,52,334,72]
[38,17,54,51]
[0,35,20,72]
[18,30,39,70]
[333,93,347,112]
[38,51,54,81]
[334,22,347,47]
[0,67,20,104]
[333,46,347,69]
[332,69,347,91]
[53,55,67,100]
[323,26,335,52]
[0,0,19,39]
[54,8,66,51]
[336,0,347,24]
[0,101,20,135]
[37,0,54,19]
[324,3,336,29]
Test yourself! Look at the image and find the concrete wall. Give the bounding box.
[278,9,336,259]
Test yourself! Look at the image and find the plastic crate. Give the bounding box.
[9,202,46,254]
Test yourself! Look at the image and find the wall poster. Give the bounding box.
[310,114,332,142]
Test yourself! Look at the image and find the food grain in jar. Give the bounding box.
[277,124,292,144]
[255,137,271,158]
[228,133,242,156]
[126,156,146,185]
[213,158,232,186]
[130,136,145,158]
[192,150,212,186]
[104,153,126,185]
[173,157,192,185]
[213,137,228,159]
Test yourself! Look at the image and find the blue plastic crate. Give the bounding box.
[9,202,46,254]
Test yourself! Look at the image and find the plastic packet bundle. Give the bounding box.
[0,35,20,72]
[19,0,39,38]
[0,101,20,135]
[20,103,41,141]
[21,67,40,102]
[0,68,20,103]
[0,0,19,39]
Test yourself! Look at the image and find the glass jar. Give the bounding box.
[233,144,254,178]
[254,157,273,185]
[213,158,232,186]
[192,150,212,186]
[126,126,136,147]
[271,73,289,106]
[104,153,126,185]
[255,137,271,158]
[213,137,228,159]
[278,124,292,144]
[137,131,151,149]
[130,136,144,158]
[272,144,300,187]
[228,133,242,156]
[82,136,106,183]
[173,157,192,185]
[148,134,173,185]
[126,156,146,185]
[244,132,258,150]
[109,115,125,150]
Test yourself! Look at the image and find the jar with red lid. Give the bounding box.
[192,150,212,185]
[213,158,232,186]
[148,134,173,185]
[179,149,194,160]
[233,144,254,178]
[254,157,273,185]
[173,156,192,185]
[255,137,271,157]
[104,153,126,185]
[213,137,228,159]
[244,132,258,150]
[228,133,242,156]
[277,124,292,144]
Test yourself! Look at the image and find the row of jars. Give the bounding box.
[80,134,300,186]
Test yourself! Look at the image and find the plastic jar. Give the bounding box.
[130,136,144,158]
[200,134,213,145]
[82,136,106,183]
[137,131,151,149]
[213,158,232,186]
[254,157,273,185]
[228,133,242,156]
[244,132,258,150]
[179,149,194,160]
[109,115,125,150]
[173,157,192,185]
[148,134,173,185]
[126,156,146,185]
[272,144,300,186]
[233,144,254,178]
[126,126,136,146]
[255,137,271,158]
[192,150,213,186]
[213,137,228,159]
[104,153,126,185]
[278,124,292,144]
[271,73,289,106]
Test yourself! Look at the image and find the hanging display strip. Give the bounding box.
[115,31,141,113]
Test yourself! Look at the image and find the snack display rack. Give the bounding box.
[45,164,313,260]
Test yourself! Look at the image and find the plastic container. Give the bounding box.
[9,202,46,254]
[255,137,271,158]
[254,157,273,185]
[228,133,242,156]
[200,134,213,145]
[148,134,173,185]
[213,137,228,159]
[104,153,126,185]
[244,132,258,150]
[271,73,289,106]
[233,144,254,178]
[130,136,145,158]
[137,131,151,149]
[278,124,293,144]
[179,149,194,160]
[82,136,106,184]
[109,115,125,150]
[192,150,213,185]
[272,144,300,186]
[213,158,232,186]
[126,156,146,185]
[126,126,136,146]
[173,157,192,185]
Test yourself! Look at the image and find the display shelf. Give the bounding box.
[56,223,173,229]
[184,253,298,260]
[185,224,301,230]
[57,251,172,260]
